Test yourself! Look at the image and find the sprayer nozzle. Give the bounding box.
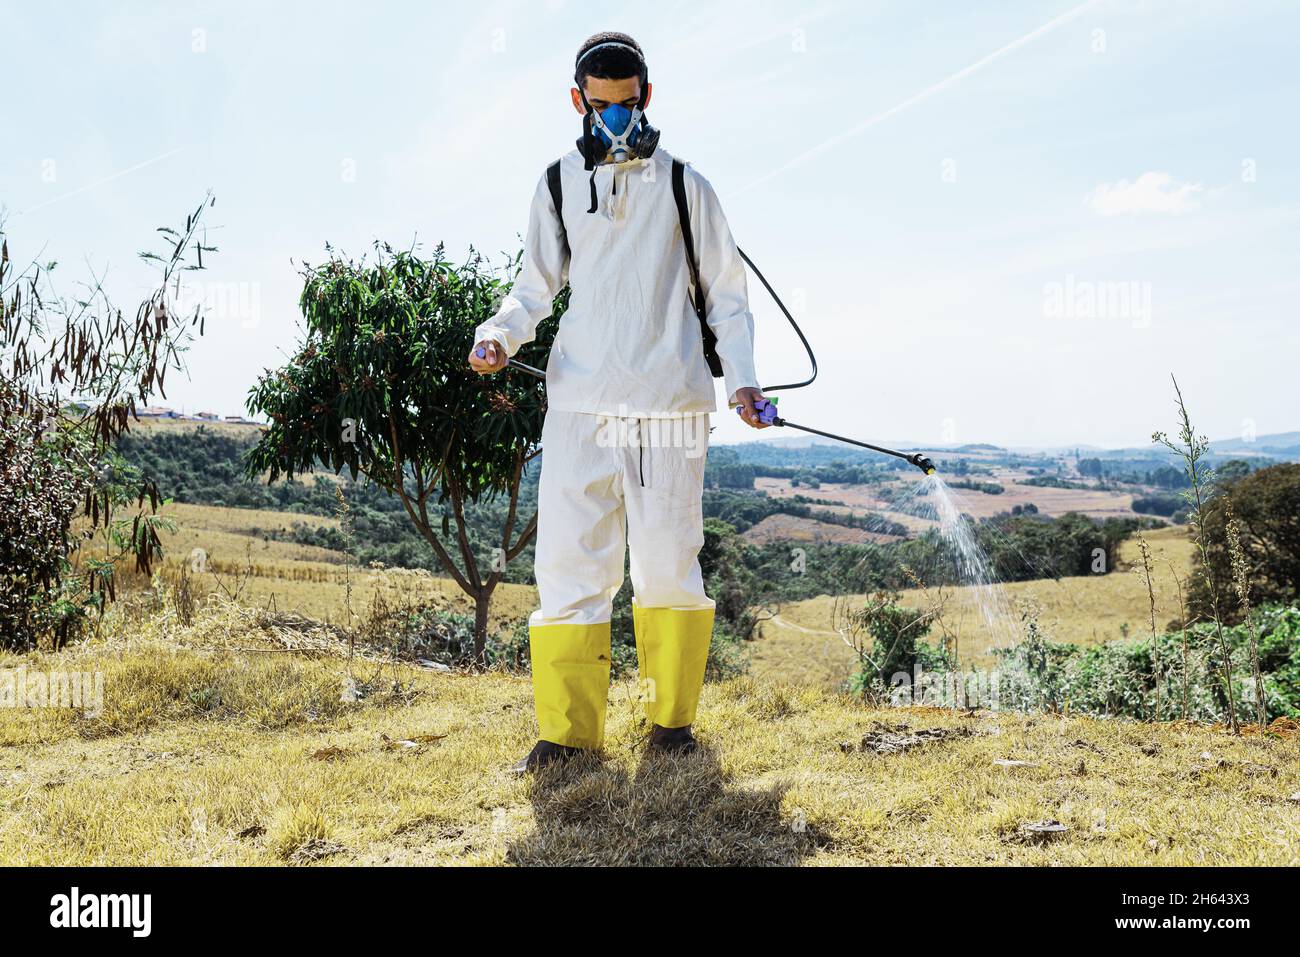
[905,452,936,475]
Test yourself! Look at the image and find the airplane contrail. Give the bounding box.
[728,0,1105,198]
[18,147,186,216]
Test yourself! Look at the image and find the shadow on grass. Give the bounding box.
[505,744,822,866]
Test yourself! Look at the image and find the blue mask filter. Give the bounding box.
[591,103,643,161]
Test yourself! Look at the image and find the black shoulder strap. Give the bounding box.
[672,158,724,378]
[545,160,567,252]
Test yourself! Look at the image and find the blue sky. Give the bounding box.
[3,0,1298,448]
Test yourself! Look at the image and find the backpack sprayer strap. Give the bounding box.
[513,160,932,475]
[546,160,568,259]
[544,159,816,390]
[670,161,817,391]
[541,157,724,378]
[671,158,724,378]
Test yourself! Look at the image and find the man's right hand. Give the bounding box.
[468,340,508,375]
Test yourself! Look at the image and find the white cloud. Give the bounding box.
[1086,171,1204,216]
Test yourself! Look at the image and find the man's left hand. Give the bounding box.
[734,387,771,429]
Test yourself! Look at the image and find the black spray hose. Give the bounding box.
[736,247,817,393]
[502,357,546,379]
[735,248,935,475]
[478,246,937,476]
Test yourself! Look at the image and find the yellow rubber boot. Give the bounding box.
[528,621,612,749]
[632,604,714,729]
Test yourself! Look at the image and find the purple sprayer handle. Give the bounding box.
[737,397,779,425]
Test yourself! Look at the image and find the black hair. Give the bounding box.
[574,31,647,87]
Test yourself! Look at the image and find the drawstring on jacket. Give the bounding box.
[586,163,627,217]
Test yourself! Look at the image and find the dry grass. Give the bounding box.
[742,513,902,545]
[115,501,539,628]
[129,417,271,439]
[154,501,346,566]
[160,501,340,536]
[1,608,1296,866]
[143,559,537,632]
[754,472,1140,526]
[132,497,1193,696]
[752,525,1196,688]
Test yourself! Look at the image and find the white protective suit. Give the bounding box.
[474,147,759,748]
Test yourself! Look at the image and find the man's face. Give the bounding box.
[570,75,652,115]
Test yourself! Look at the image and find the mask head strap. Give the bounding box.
[574,41,649,104]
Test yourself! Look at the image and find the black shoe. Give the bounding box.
[510,740,584,775]
[648,724,697,754]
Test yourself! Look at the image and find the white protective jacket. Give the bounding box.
[474,148,759,418]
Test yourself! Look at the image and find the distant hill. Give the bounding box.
[1093,431,1300,463]
[1208,431,1300,457]
[723,430,1300,466]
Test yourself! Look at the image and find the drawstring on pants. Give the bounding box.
[637,418,646,487]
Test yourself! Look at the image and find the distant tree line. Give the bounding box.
[119,427,541,580]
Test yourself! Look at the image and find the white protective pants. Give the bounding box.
[528,411,715,748]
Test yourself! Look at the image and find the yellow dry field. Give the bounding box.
[952,471,1138,521]
[754,472,1139,528]
[754,477,931,529]
[120,502,539,630]
[752,525,1196,689]
[0,615,1295,866]
[6,490,1293,867]
[155,501,345,565]
[742,513,903,545]
[130,417,269,439]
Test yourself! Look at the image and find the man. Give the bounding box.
[469,31,767,773]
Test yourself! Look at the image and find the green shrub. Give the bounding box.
[1132,493,1183,517]
[845,593,951,700]
[993,604,1299,721]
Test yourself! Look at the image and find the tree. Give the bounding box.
[1154,376,1239,732]
[245,244,560,661]
[0,197,216,648]
[1077,457,1103,479]
[839,591,934,700]
[1132,492,1182,517]
[1148,464,1189,490]
[699,518,759,636]
[1192,463,1300,620]
[1213,458,1253,486]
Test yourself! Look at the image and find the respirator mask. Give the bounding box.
[586,103,652,164]
[574,41,661,170]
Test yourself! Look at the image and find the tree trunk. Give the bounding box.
[474,590,490,668]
